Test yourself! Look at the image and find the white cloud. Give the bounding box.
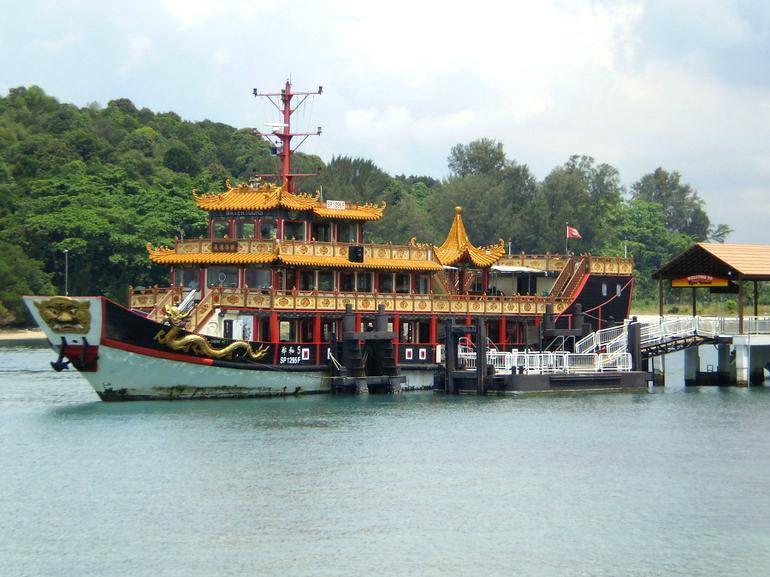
[118,35,152,78]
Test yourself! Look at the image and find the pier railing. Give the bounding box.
[458,349,632,375]
[576,315,770,357]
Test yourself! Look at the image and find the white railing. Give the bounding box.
[456,315,770,375]
[457,349,632,375]
[575,323,625,354]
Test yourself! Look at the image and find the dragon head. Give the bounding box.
[163,305,192,328]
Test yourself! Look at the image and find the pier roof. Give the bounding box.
[433,207,505,268]
[193,181,385,221]
[653,242,770,280]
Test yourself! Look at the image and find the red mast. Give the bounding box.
[253,80,322,194]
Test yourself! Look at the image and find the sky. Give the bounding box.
[1,0,769,243]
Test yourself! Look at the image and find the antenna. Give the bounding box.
[252,81,323,194]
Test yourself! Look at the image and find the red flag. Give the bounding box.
[566,226,582,239]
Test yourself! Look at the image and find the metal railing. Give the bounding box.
[457,348,633,375]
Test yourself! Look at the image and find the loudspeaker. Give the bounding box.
[348,245,364,262]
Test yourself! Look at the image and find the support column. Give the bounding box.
[717,344,733,385]
[734,341,749,387]
[684,346,700,386]
[627,320,642,372]
[499,316,506,349]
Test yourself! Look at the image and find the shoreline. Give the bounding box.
[0,328,46,342]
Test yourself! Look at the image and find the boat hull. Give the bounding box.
[23,295,331,401]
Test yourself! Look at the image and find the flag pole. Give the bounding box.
[565,222,568,254]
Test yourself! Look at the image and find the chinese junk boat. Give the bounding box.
[24,81,634,400]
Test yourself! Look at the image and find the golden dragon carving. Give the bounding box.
[154,305,269,362]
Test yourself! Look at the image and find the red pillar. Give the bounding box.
[429,314,437,345]
[313,312,322,364]
[270,311,280,364]
[499,315,506,349]
[355,313,362,333]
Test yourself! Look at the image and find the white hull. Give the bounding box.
[87,345,329,400]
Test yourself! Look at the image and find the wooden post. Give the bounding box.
[477,317,487,395]
[754,280,759,318]
[738,276,744,335]
[658,277,663,317]
[691,287,697,317]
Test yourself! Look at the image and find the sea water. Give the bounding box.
[1,343,769,577]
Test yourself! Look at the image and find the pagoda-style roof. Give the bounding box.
[433,207,505,268]
[193,181,385,221]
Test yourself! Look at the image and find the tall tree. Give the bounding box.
[447,138,507,177]
[630,167,731,241]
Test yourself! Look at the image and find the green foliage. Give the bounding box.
[0,241,54,325]
[0,85,730,323]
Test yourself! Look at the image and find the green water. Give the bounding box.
[1,345,769,577]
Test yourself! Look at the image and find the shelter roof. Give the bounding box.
[193,180,384,221]
[653,243,770,280]
[433,207,505,268]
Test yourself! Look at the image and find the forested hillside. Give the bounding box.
[0,86,737,325]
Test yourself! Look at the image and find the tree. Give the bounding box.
[0,241,54,326]
[599,199,693,296]
[631,168,713,241]
[448,138,507,177]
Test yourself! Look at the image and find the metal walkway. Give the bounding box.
[575,316,770,359]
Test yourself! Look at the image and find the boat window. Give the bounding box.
[236,220,255,239]
[207,266,238,288]
[337,222,358,243]
[339,272,356,292]
[378,273,393,293]
[318,271,334,292]
[357,272,372,292]
[176,265,200,289]
[401,321,413,343]
[260,217,276,240]
[245,267,271,290]
[300,270,316,291]
[299,318,313,343]
[312,222,332,242]
[602,282,608,296]
[417,321,430,344]
[395,273,410,294]
[212,220,230,239]
[279,320,296,342]
[322,321,336,341]
[284,220,306,241]
[279,269,297,291]
[616,283,622,297]
[414,274,430,294]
